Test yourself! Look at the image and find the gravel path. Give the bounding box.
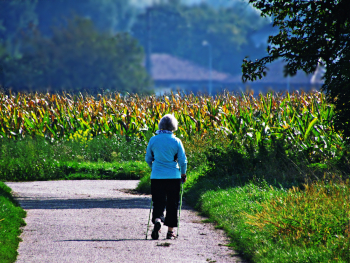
[6,180,245,263]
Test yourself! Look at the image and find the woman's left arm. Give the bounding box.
[145,141,154,169]
[177,140,187,175]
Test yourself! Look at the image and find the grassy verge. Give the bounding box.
[0,135,149,181]
[0,182,26,263]
[198,180,349,262]
[57,161,150,180]
[1,159,150,182]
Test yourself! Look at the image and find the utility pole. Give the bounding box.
[202,41,212,96]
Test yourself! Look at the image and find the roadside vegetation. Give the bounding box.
[0,182,26,263]
[1,91,349,262]
[199,180,349,263]
[0,134,149,181]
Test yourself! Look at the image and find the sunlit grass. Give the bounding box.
[62,161,150,180]
[198,180,350,263]
[0,182,26,263]
[0,135,148,181]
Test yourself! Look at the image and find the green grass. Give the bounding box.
[197,180,350,263]
[61,161,150,180]
[0,182,26,263]
[1,158,149,182]
[0,135,148,181]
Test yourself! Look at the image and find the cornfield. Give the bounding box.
[0,90,345,161]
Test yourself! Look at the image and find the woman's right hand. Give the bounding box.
[181,174,187,183]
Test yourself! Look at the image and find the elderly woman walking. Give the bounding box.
[145,114,187,240]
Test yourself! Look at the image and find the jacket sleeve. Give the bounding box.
[177,139,187,174]
[145,140,154,169]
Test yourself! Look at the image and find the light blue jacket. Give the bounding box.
[145,133,187,179]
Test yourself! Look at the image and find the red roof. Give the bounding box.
[149,54,322,85]
[150,53,240,82]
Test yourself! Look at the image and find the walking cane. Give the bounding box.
[177,182,184,237]
[145,199,153,240]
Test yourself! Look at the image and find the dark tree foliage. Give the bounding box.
[35,0,137,35]
[242,0,350,140]
[0,0,38,56]
[0,17,151,94]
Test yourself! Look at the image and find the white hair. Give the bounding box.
[158,114,178,131]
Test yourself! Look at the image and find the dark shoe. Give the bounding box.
[151,221,161,240]
[166,231,177,240]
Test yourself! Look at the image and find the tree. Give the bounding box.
[1,17,151,94]
[0,0,140,59]
[36,0,138,35]
[242,0,350,140]
[0,0,38,56]
[132,1,269,75]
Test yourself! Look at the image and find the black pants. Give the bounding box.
[151,179,181,228]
